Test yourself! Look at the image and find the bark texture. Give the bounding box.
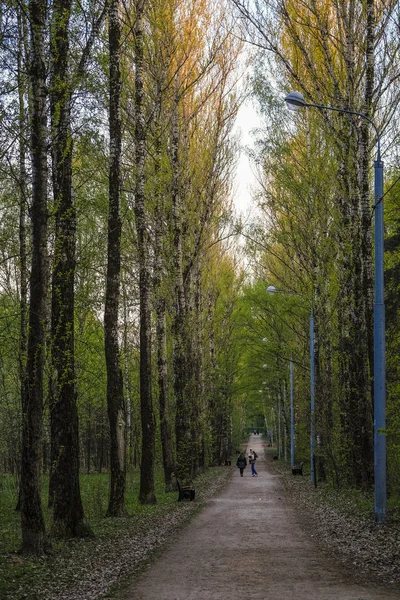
[16,6,28,513]
[134,0,157,504]
[105,0,127,517]
[154,98,175,493]
[171,93,191,481]
[49,0,92,538]
[20,0,50,554]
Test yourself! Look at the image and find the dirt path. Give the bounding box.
[119,436,398,599]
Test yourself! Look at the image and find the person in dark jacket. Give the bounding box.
[236,452,247,476]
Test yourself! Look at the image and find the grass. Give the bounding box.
[0,469,176,555]
[313,483,400,524]
[265,447,400,524]
[0,467,228,600]
[0,470,174,600]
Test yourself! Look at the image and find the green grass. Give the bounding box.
[265,447,400,522]
[0,467,228,600]
[0,470,175,600]
[314,483,400,522]
[0,475,22,554]
[0,469,177,555]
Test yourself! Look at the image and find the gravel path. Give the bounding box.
[120,435,400,600]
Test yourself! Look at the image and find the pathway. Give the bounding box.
[120,435,398,599]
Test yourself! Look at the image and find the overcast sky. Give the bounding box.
[232,96,261,216]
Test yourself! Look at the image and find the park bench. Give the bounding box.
[291,461,304,476]
[176,478,195,502]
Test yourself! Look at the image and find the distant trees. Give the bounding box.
[233,0,400,490]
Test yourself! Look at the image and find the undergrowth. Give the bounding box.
[0,467,229,600]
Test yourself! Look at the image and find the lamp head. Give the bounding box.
[285,91,307,111]
[266,285,277,293]
[262,337,269,342]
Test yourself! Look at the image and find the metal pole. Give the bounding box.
[310,309,316,486]
[285,95,386,505]
[374,154,386,523]
[290,359,294,466]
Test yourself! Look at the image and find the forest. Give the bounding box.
[1,0,400,595]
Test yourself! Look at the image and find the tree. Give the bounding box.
[134,0,157,505]
[20,0,50,555]
[48,0,93,538]
[104,0,127,516]
[232,0,400,489]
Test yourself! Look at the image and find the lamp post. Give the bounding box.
[285,91,385,521]
[267,285,316,484]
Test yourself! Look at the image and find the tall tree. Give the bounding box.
[152,83,176,492]
[232,0,400,488]
[20,0,50,554]
[171,88,191,480]
[134,0,157,504]
[15,2,29,513]
[49,0,92,537]
[104,0,127,516]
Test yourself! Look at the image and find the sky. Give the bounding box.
[232,96,261,216]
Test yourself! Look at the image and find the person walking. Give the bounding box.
[249,449,258,476]
[236,452,247,476]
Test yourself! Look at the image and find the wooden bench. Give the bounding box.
[291,461,304,476]
[176,478,195,502]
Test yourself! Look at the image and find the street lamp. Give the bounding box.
[267,285,316,485]
[285,91,385,522]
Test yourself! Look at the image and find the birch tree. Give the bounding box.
[20,0,50,554]
[134,0,157,504]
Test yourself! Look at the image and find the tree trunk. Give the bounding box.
[87,402,91,474]
[16,5,29,514]
[154,107,175,492]
[122,279,133,469]
[193,266,206,473]
[134,0,157,504]
[337,123,373,489]
[360,0,375,387]
[49,0,92,538]
[171,92,193,481]
[208,290,218,464]
[156,296,175,491]
[105,0,127,517]
[20,0,50,555]
[358,0,375,489]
